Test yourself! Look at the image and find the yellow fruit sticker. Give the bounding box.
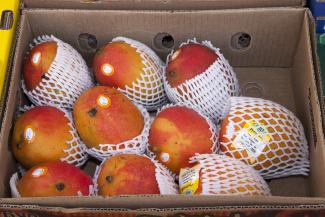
[24,126,35,144]
[101,63,114,76]
[31,166,48,178]
[179,164,201,195]
[97,95,111,108]
[32,52,41,66]
[233,120,271,158]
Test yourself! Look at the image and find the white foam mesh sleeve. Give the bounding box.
[9,173,21,198]
[112,37,168,111]
[22,35,94,110]
[87,104,151,161]
[190,154,271,196]
[93,154,178,196]
[163,38,240,123]
[219,97,309,179]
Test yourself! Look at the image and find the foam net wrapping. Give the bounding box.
[111,37,168,111]
[219,97,309,179]
[146,103,220,175]
[163,39,240,123]
[87,104,151,161]
[9,172,95,198]
[20,105,88,167]
[21,35,94,110]
[190,154,271,196]
[93,154,178,196]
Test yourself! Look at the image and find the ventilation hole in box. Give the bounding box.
[153,32,175,50]
[242,82,264,98]
[231,32,251,50]
[0,10,14,30]
[78,33,98,52]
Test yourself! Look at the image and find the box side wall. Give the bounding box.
[3,205,325,217]
[26,8,304,68]
[291,12,325,197]
[0,13,33,198]
[3,195,325,209]
[23,0,305,10]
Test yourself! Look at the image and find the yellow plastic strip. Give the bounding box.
[0,0,19,98]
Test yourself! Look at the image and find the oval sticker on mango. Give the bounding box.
[32,52,42,66]
[97,95,111,108]
[24,126,35,144]
[171,49,181,61]
[101,63,114,77]
[160,152,170,163]
[31,166,48,178]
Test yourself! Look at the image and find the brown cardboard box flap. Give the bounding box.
[22,0,306,10]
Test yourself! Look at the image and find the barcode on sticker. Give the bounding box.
[233,120,270,158]
[179,164,201,195]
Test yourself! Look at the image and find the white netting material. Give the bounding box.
[189,154,271,196]
[87,104,151,161]
[111,37,168,111]
[163,38,240,123]
[219,97,309,179]
[146,103,219,176]
[10,173,21,198]
[9,172,95,198]
[93,153,178,196]
[22,35,94,110]
[20,105,88,167]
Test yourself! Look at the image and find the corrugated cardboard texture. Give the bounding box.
[23,0,305,10]
[291,12,325,197]
[307,10,325,139]
[0,6,324,210]
[4,195,325,209]
[0,12,32,197]
[2,204,325,217]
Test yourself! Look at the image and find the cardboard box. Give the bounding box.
[0,1,325,216]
